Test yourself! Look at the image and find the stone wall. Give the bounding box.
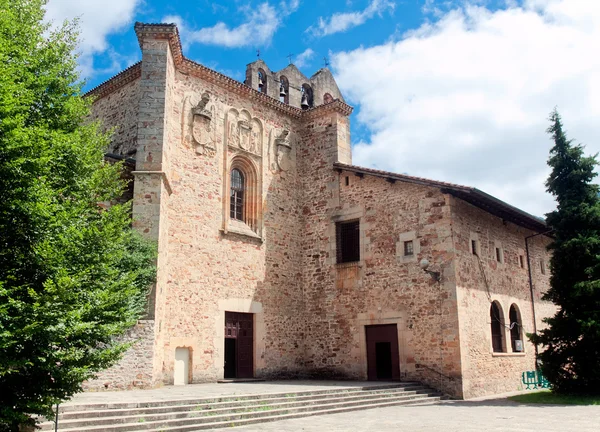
[151,56,308,384]
[297,135,464,395]
[450,196,554,398]
[86,23,557,399]
[89,78,140,157]
[83,320,155,391]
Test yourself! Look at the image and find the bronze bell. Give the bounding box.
[301,93,309,109]
[258,76,264,89]
[279,83,286,97]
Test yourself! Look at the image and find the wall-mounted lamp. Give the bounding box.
[419,259,441,282]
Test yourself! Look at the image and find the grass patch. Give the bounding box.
[509,391,600,405]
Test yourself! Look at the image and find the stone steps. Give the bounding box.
[38,383,441,431]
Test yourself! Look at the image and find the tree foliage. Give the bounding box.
[0,1,156,429]
[531,109,600,395]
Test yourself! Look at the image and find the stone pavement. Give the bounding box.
[226,394,600,432]
[66,382,600,431]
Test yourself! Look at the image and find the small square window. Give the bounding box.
[404,240,414,256]
[336,220,360,263]
[519,255,524,268]
[471,240,478,256]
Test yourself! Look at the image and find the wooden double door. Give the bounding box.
[224,312,253,379]
[366,324,400,381]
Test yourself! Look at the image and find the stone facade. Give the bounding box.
[85,22,554,398]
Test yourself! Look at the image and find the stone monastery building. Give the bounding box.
[87,23,554,399]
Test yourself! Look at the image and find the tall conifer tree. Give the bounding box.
[0,1,156,429]
[531,109,600,394]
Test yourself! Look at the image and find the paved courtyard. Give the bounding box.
[67,381,600,431]
[226,396,600,432]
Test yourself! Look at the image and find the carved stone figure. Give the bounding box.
[269,128,293,172]
[238,120,251,151]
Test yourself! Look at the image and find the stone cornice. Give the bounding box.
[87,23,354,119]
[85,62,141,99]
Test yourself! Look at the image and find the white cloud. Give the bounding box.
[44,0,140,77]
[295,48,315,68]
[165,1,298,49]
[307,0,395,37]
[331,0,600,216]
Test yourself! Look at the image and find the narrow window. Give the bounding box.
[336,220,360,263]
[509,304,523,352]
[404,240,414,256]
[230,169,244,221]
[519,255,524,268]
[301,84,313,109]
[471,240,478,256]
[345,176,349,186]
[495,247,502,263]
[540,259,546,275]
[258,69,267,94]
[490,302,505,353]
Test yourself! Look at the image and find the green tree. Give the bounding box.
[0,1,156,429]
[531,109,600,395]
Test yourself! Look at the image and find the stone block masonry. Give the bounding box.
[85,22,555,399]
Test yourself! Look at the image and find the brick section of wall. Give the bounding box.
[450,196,554,398]
[83,320,155,391]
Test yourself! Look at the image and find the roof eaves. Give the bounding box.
[334,162,547,233]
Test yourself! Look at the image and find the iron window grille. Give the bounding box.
[336,220,360,263]
[230,168,245,221]
[404,240,414,256]
[490,302,504,353]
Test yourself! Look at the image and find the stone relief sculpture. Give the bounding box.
[269,128,294,172]
[226,108,263,157]
[181,91,217,156]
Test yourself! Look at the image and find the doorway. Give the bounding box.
[224,312,254,379]
[366,324,400,381]
[174,347,190,385]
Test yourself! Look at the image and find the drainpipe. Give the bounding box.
[525,229,553,364]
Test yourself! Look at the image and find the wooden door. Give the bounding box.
[224,312,254,379]
[366,324,400,381]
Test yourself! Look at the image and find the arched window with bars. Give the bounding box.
[509,304,523,352]
[490,301,506,353]
[230,168,245,221]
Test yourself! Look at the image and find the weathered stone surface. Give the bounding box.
[86,23,554,399]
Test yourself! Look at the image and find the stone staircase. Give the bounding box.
[37,382,441,431]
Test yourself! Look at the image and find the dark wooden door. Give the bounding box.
[366,324,400,381]
[224,312,254,379]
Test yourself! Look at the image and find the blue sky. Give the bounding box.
[45,0,600,216]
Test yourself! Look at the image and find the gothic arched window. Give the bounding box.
[230,168,245,221]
